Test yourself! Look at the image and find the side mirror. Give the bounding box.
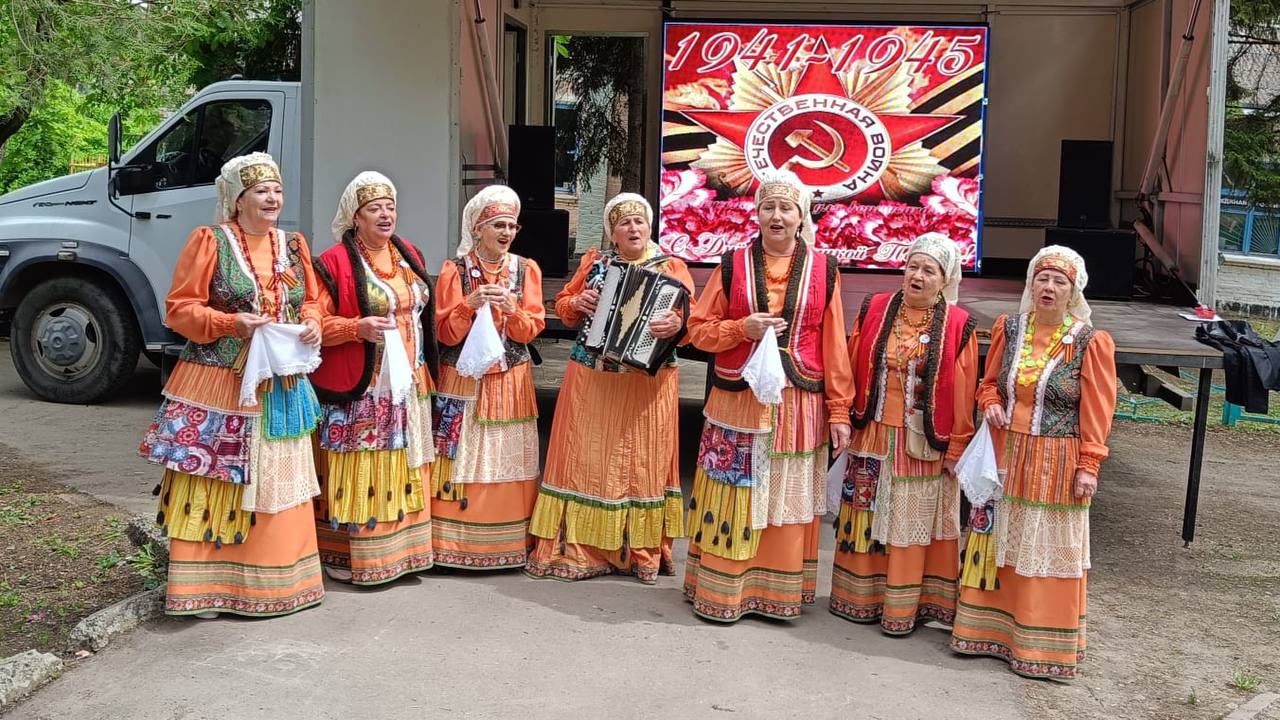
[108,113,122,166]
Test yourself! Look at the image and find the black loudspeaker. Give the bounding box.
[512,207,571,277]
[508,125,555,209]
[1044,227,1135,301]
[1057,140,1112,229]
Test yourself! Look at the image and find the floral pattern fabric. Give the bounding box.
[140,399,252,484]
[696,423,757,487]
[319,393,409,453]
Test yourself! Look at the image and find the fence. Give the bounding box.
[1114,369,1280,427]
[69,155,107,174]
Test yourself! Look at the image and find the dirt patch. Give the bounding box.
[1023,420,1280,718]
[0,442,151,659]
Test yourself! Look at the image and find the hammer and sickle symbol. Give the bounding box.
[782,120,850,173]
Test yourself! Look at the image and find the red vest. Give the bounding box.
[850,291,973,450]
[712,242,834,393]
[310,235,437,403]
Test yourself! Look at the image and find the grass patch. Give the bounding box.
[128,542,166,591]
[1230,669,1263,692]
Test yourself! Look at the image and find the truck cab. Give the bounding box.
[0,81,300,403]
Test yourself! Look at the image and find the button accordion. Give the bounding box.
[582,258,688,375]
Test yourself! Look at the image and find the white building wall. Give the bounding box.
[302,0,459,268]
[1217,254,1280,318]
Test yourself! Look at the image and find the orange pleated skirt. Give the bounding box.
[684,519,821,622]
[950,568,1088,679]
[165,502,324,617]
[829,539,959,634]
[431,480,538,569]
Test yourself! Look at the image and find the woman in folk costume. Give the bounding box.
[684,171,854,622]
[950,245,1117,679]
[830,233,978,634]
[430,185,545,569]
[139,153,325,617]
[525,193,693,584]
[310,172,439,585]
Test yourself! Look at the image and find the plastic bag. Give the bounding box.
[825,450,849,515]
[742,328,785,404]
[455,302,505,378]
[956,420,1002,506]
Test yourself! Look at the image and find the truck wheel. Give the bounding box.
[10,277,141,404]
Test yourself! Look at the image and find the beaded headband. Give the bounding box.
[356,183,394,208]
[1034,256,1078,284]
[756,180,802,205]
[475,202,518,227]
[237,163,281,190]
[607,200,649,230]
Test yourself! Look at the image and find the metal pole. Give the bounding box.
[1182,367,1213,546]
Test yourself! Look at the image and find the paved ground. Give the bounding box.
[0,339,1027,719]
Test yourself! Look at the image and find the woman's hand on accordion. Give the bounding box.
[648,310,682,339]
[572,288,600,316]
[743,312,787,340]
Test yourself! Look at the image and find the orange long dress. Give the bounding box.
[526,246,693,584]
[140,225,325,617]
[682,252,854,622]
[950,313,1117,679]
[828,297,978,634]
[429,253,544,569]
[312,241,436,585]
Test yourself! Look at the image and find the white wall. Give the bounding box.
[1217,254,1280,318]
[302,0,460,269]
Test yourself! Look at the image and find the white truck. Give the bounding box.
[0,80,301,403]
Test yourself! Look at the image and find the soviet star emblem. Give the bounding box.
[680,51,963,203]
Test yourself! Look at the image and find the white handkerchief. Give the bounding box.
[742,328,785,405]
[239,323,321,407]
[455,302,505,379]
[377,326,415,402]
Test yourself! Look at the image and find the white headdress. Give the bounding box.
[906,232,964,304]
[753,169,814,246]
[214,152,282,224]
[1020,245,1093,325]
[458,185,521,257]
[331,171,397,242]
[601,192,654,247]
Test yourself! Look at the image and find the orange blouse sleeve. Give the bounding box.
[946,327,980,461]
[976,315,1009,413]
[435,259,472,346]
[316,271,358,346]
[687,267,747,353]
[555,249,598,329]
[506,260,546,343]
[293,233,324,331]
[823,272,854,424]
[165,227,240,344]
[1077,329,1117,475]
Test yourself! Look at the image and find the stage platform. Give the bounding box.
[539,269,1222,545]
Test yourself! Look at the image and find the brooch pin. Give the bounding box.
[919,333,931,345]
[470,268,481,278]
[1062,334,1074,345]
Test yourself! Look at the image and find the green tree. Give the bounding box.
[184,0,302,87]
[553,35,646,193]
[1225,0,1280,205]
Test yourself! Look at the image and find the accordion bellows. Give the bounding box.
[583,261,688,375]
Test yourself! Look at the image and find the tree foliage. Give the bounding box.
[184,0,302,87]
[1225,0,1280,205]
[554,35,646,193]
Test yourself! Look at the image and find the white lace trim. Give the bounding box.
[999,502,1090,579]
[447,396,539,484]
[242,425,319,513]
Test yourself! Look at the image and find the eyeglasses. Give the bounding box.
[490,222,521,233]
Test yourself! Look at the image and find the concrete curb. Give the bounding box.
[69,587,166,652]
[1225,692,1280,720]
[126,513,170,565]
[0,650,63,709]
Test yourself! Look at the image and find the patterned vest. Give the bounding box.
[995,313,1096,438]
[179,226,306,368]
[712,240,834,393]
[438,253,532,371]
[850,291,975,450]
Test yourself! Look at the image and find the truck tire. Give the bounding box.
[9,276,142,404]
